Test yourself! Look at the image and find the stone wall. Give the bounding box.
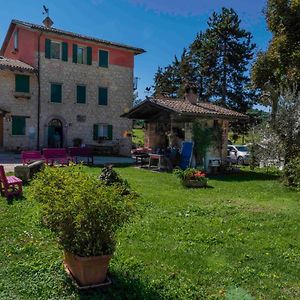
[39,56,133,149]
[0,70,38,150]
[0,56,134,154]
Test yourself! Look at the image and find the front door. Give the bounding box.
[48,119,63,148]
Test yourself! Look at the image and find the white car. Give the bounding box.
[227,145,250,165]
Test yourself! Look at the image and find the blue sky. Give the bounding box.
[0,0,271,99]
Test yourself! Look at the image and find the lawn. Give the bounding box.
[0,167,299,299]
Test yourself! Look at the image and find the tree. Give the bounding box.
[251,0,300,121]
[153,8,257,134]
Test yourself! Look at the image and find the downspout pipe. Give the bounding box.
[36,31,43,150]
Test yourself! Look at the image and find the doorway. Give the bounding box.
[48,118,63,148]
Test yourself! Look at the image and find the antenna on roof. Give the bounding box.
[42,5,54,28]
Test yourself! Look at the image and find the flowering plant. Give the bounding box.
[173,168,208,187]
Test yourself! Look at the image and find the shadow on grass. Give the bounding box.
[210,170,280,182]
[67,271,164,300]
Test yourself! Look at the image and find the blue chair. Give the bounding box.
[179,141,194,170]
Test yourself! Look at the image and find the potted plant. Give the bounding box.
[29,165,136,287]
[174,168,208,188]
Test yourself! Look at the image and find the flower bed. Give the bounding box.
[174,168,208,188]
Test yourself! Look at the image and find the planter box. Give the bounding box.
[181,179,207,188]
[64,251,112,286]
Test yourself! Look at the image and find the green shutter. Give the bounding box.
[99,50,108,68]
[86,47,92,65]
[45,39,51,59]
[107,125,113,140]
[98,87,108,105]
[12,116,26,135]
[51,84,62,103]
[15,74,30,93]
[93,124,98,140]
[77,85,86,103]
[62,42,68,61]
[72,44,78,63]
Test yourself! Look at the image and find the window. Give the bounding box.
[51,41,61,59]
[99,50,108,68]
[98,87,108,105]
[12,116,26,136]
[51,83,62,103]
[76,85,86,103]
[14,30,18,50]
[77,47,85,64]
[72,44,92,65]
[93,124,113,140]
[15,74,30,93]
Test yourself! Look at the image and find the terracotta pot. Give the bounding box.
[64,251,112,286]
[181,179,207,188]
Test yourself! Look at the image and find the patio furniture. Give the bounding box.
[148,154,165,171]
[68,147,94,165]
[43,148,71,165]
[21,150,44,164]
[0,165,23,198]
[179,141,194,170]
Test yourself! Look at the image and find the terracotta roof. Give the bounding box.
[0,56,36,73]
[152,98,247,118]
[12,19,145,55]
[122,98,248,119]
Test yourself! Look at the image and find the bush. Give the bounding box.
[173,168,208,186]
[29,165,136,256]
[282,157,300,190]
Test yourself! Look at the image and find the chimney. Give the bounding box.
[43,16,54,28]
[184,83,198,105]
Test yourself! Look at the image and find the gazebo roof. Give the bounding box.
[122,98,248,120]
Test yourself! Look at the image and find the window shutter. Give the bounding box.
[86,47,92,65]
[93,124,98,140]
[77,85,86,103]
[51,84,62,103]
[98,87,108,105]
[12,116,26,135]
[62,42,68,61]
[15,75,30,93]
[72,44,78,63]
[99,50,108,68]
[107,125,113,140]
[45,39,51,59]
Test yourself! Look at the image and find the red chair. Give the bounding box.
[0,166,23,199]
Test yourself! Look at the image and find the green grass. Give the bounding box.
[0,167,300,299]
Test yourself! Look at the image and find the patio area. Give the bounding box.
[0,152,135,172]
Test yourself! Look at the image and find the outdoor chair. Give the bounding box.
[0,165,23,199]
[179,141,194,170]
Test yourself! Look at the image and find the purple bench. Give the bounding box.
[68,147,94,165]
[43,148,71,166]
[0,165,23,199]
[21,151,44,164]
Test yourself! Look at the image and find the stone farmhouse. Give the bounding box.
[0,18,145,153]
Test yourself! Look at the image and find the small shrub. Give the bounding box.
[173,168,208,186]
[29,165,136,256]
[282,157,300,190]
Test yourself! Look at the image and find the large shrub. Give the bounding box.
[282,157,300,190]
[29,165,136,256]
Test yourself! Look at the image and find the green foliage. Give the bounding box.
[1,167,300,299]
[192,121,212,164]
[252,0,300,108]
[283,157,300,190]
[173,168,208,186]
[29,165,136,256]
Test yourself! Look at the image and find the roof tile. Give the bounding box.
[0,56,35,72]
